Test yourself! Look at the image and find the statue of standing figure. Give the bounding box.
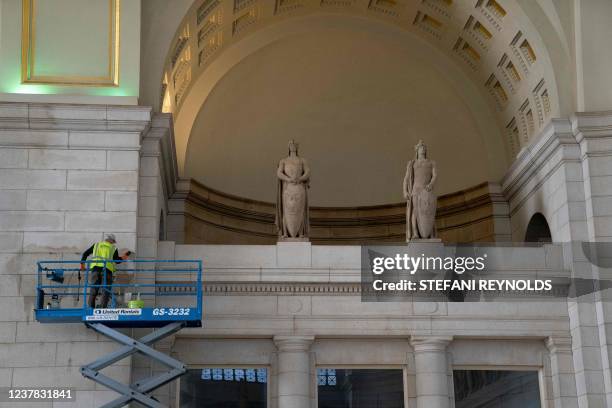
[276,140,310,240]
[403,140,438,241]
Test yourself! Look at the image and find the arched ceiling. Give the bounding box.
[185,22,502,205]
[162,0,564,203]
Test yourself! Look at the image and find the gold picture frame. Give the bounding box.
[21,0,121,86]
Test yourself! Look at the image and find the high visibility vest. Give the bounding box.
[90,241,117,273]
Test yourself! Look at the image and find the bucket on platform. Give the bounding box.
[128,293,144,309]
[128,299,144,308]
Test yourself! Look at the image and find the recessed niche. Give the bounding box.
[414,11,443,39]
[464,16,492,50]
[485,0,506,19]
[171,39,188,69]
[463,43,480,61]
[198,11,222,46]
[454,38,481,70]
[518,99,533,143]
[198,33,222,67]
[234,0,255,12]
[510,32,530,74]
[275,0,303,14]
[485,74,508,109]
[232,8,258,35]
[171,25,190,68]
[173,57,191,107]
[476,0,505,30]
[197,0,220,25]
[496,54,519,93]
[506,118,520,157]
[520,39,536,64]
[421,0,452,18]
[368,0,400,17]
[505,61,521,82]
[493,81,508,103]
[321,0,355,7]
[532,79,551,126]
[474,21,492,39]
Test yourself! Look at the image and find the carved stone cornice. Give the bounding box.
[158,282,364,295]
[0,102,152,133]
[545,336,572,354]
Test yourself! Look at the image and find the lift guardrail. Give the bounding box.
[35,259,202,328]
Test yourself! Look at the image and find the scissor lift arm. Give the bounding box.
[81,322,187,408]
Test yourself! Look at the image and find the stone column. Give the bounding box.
[274,335,314,408]
[546,336,578,408]
[410,336,452,408]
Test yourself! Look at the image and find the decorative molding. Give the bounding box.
[202,282,362,295]
[410,335,453,352]
[545,336,572,354]
[274,335,314,352]
[21,0,120,86]
[157,282,364,296]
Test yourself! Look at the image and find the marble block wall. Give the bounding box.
[502,111,612,407]
[0,102,150,407]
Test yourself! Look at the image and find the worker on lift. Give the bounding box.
[80,234,130,308]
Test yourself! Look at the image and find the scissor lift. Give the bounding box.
[35,259,203,408]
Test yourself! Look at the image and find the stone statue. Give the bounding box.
[403,140,438,241]
[276,140,310,240]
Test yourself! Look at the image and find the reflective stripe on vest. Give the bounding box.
[90,241,116,273]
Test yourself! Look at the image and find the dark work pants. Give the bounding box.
[88,266,114,308]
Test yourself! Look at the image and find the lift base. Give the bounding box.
[81,322,187,408]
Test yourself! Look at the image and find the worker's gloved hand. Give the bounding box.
[80,263,85,271]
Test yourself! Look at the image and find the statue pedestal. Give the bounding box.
[276,241,312,267]
[406,238,442,243]
[404,238,444,256]
[278,237,310,242]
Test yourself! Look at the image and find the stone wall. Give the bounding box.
[0,102,150,407]
[502,111,612,407]
[159,241,575,407]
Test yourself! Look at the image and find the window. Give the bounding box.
[317,368,404,408]
[453,370,541,408]
[180,368,267,407]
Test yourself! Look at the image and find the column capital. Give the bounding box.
[546,336,572,354]
[410,335,453,352]
[274,335,314,352]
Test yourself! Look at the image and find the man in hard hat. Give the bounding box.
[80,234,130,309]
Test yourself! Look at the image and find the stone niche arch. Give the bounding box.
[161,0,564,180]
[524,212,552,243]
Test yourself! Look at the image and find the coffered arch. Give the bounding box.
[162,0,563,189]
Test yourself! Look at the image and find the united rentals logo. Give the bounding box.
[85,308,142,320]
[93,308,142,315]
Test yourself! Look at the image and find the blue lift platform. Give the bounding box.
[34,259,203,408]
